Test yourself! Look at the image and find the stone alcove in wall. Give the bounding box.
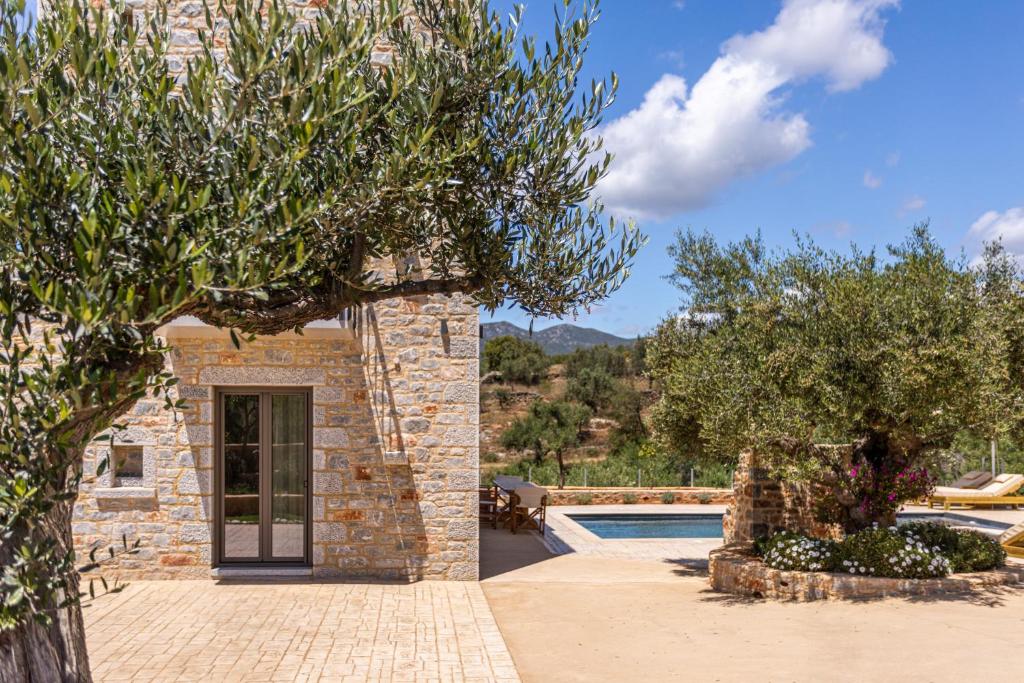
[91,425,159,513]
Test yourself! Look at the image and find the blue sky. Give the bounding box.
[487,0,1024,337]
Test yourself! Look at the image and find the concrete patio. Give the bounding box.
[479,523,1024,683]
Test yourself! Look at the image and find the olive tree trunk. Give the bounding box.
[0,493,91,682]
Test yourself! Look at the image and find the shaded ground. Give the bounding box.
[479,527,1024,683]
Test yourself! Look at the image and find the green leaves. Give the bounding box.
[0,0,639,632]
[650,225,1024,525]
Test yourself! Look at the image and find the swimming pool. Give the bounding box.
[567,513,724,539]
[566,512,1011,540]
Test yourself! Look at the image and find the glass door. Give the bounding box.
[218,389,309,564]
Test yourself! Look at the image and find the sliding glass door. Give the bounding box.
[217,389,310,564]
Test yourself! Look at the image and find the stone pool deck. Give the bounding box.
[542,504,1024,562]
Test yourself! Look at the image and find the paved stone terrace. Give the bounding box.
[544,504,728,561]
[85,580,519,682]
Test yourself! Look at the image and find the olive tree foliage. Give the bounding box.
[500,399,590,488]
[482,335,547,386]
[647,225,1018,531]
[0,0,640,675]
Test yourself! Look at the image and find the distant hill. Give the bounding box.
[480,321,634,355]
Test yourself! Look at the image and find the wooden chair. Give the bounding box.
[510,486,548,534]
[478,486,498,529]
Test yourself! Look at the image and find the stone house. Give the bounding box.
[65,3,482,582]
[73,295,481,580]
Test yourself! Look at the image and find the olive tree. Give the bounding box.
[0,0,641,678]
[500,399,591,488]
[648,226,1016,532]
[482,335,548,386]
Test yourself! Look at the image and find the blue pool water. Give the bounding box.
[567,512,1011,540]
[568,514,724,539]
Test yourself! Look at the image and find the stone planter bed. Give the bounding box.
[709,543,1024,601]
[545,487,733,506]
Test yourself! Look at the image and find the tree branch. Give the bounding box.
[185,274,484,336]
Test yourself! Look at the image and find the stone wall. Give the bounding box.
[73,293,480,580]
[709,545,1024,600]
[545,487,733,506]
[722,451,840,543]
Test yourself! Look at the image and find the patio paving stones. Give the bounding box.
[84,580,519,682]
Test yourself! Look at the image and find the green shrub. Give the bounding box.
[494,388,514,408]
[759,533,838,572]
[481,452,500,464]
[837,526,952,578]
[660,491,675,504]
[899,522,1006,572]
[483,336,548,385]
[609,386,647,445]
[566,367,617,412]
[575,493,593,505]
[565,344,629,379]
[697,492,713,504]
[756,522,1004,578]
[622,493,638,504]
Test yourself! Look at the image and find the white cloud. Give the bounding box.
[885,151,901,166]
[899,195,926,215]
[658,49,686,69]
[968,207,1024,253]
[597,0,898,220]
[863,170,882,189]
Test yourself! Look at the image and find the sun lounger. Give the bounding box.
[929,473,1024,510]
[947,470,993,489]
[1000,521,1024,560]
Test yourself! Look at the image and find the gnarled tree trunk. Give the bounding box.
[0,495,91,682]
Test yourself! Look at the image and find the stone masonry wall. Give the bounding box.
[545,487,733,506]
[74,293,480,580]
[722,451,840,543]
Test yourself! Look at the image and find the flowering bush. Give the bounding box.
[898,522,1006,573]
[758,533,839,572]
[819,462,937,532]
[755,522,1004,579]
[836,526,951,579]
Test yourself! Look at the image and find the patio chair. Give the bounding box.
[510,485,548,534]
[1000,521,1024,560]
[479,486,498,529]
[928,473,1024,510]
[493,475,525,529]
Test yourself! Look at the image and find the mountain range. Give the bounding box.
[480,321,635,355]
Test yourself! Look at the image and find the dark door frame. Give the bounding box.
[213,386,313,567]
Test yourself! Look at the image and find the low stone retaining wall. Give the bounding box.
[546,487,733,506]
[709,543,1024,600]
